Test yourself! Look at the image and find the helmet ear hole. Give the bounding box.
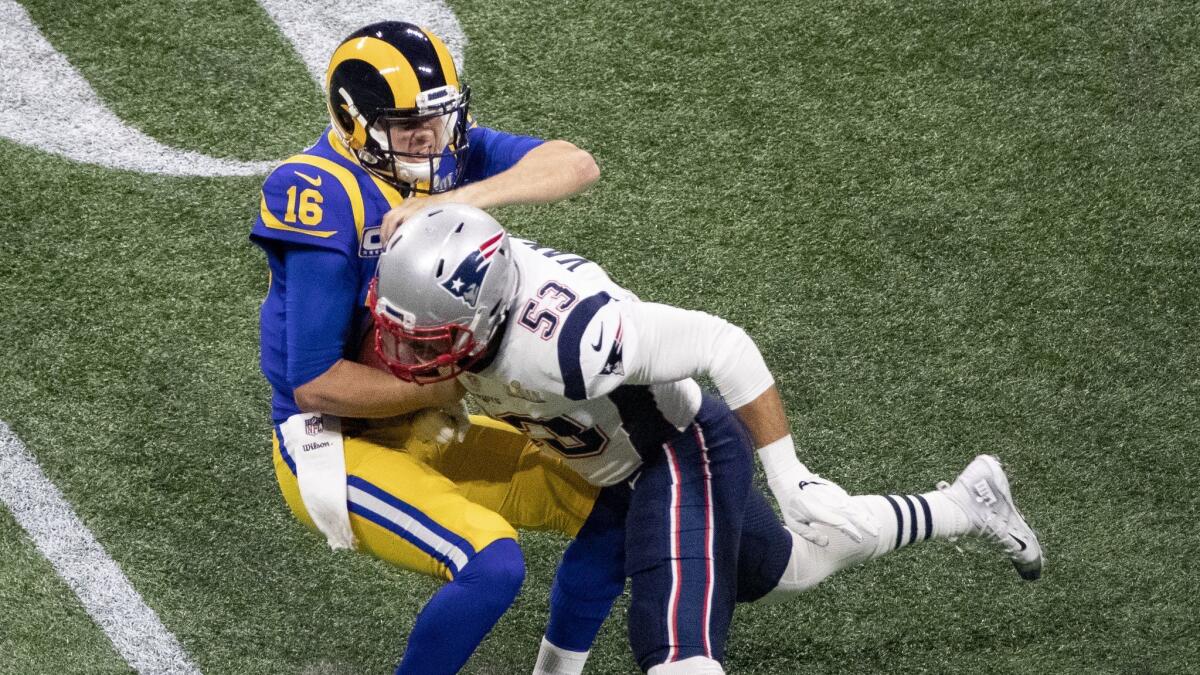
[436,259,445,277]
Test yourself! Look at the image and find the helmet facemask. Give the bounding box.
[337,84,470,195]
[368,277,478,383]
[366,214,520,385]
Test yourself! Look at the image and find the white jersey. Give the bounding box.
[459,239,703,486]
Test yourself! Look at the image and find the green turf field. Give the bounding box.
[1,0,1198,673]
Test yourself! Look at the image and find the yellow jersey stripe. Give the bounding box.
[325,129,405,209]
[259,194,337,238]
[283,153,366,241]
[367,173,405,208]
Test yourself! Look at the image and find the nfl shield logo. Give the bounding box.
[305,416,324,436]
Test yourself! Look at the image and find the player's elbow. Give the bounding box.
[291,364,340,412]
[573,148,600,188]
[709,317,754,357]
[292,381,326,413]
[707,320,774,408]
[547,140,600,189]
[718,323,764,375]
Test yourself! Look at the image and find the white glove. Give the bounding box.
[409,400,470,447]
[768,467,878,546]
[758,437,878,547]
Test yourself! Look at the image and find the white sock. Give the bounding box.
[758,492,974,603]
[859,492,970,555]
[648,656,725,674]
[533,636,590,675]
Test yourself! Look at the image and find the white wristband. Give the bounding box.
[755,436,811,483]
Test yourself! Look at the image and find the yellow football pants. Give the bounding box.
[274,415,598,581]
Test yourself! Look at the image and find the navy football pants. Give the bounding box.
[625,396,751,669]
[552,396,791,671]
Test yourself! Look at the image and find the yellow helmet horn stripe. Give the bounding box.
[424,29,460,90]
[326,36,422,108]
[350,118,369,148]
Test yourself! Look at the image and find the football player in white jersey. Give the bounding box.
[369,205,1044,674]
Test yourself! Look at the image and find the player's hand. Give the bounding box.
[380,192,464,244]
[768,469,878,547]
[409,400,471,447]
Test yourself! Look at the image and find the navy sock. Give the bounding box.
[395,538,525,675]
[734,487,793,603]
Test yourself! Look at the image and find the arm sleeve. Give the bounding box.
[620,301,776,409]
[462,125,546,181]
[567,298,775,407]
[283,246,359,389]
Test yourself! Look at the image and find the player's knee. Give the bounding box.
[459,538,526,610]
[757,528,880,604]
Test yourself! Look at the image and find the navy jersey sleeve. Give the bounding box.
[461,125,546,182]
[284,246,359,389]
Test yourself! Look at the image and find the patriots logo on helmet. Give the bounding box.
[441,229,504,307]
[600,319,625,376]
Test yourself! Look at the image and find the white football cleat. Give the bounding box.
[937,454,1043,580]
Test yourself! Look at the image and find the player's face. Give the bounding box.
[386,117,442,157]
[397,334,456,365]
[372,313,478,384]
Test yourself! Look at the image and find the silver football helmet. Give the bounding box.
[369,204,519,383]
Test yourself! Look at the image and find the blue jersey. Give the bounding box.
[251,125,544,422]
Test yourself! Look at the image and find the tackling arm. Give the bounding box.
[293,360,464,418]
[281,245,465,418]
[452,139,599,210]
[621,302,878,544]
[381,140,599,240]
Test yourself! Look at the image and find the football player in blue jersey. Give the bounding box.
[369,205,1045,675]
[250,21,605,675]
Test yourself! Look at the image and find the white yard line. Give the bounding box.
[0,0,274,176]
[0,0,466,176]
[256,0,466,84]
[0,421,201,675]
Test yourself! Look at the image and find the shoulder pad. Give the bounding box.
[251,155,366,253]
[557,294,633,400]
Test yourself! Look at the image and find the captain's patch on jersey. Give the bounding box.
[360,226,384,257]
